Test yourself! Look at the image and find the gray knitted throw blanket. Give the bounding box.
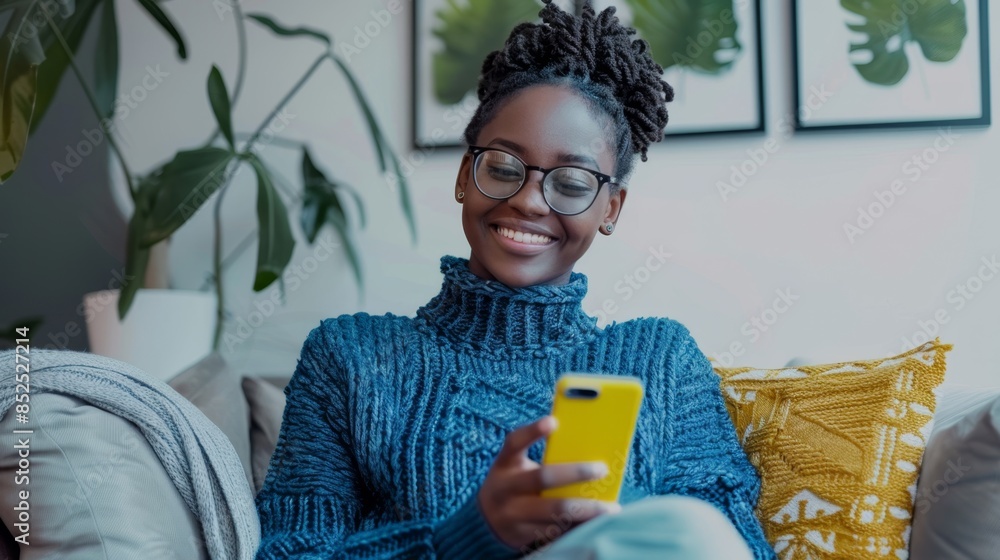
[0,349,260,559]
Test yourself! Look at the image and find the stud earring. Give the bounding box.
[605,223,614,233]
[456,191,464,202]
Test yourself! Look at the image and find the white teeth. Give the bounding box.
[496,226,552,245]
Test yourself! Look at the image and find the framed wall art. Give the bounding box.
[589,0,765,137]
[793,0,991,130]
[412,0,765,148]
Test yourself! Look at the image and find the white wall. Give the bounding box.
[113,1,999,386]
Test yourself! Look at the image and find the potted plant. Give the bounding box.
[0,2,415,379]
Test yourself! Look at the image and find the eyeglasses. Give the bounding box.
[466,145,618,216]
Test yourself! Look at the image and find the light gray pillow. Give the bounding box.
[910,388,1000,559]
[0,392,207,559]
[169,353,253,489]
[241,376,287,495]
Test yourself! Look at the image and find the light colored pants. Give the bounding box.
[526,495,755,560]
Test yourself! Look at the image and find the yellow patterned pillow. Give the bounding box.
[713,340,951,560]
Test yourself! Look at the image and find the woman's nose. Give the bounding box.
[506,170,550,216]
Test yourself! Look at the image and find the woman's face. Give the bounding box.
[455,84,626,287]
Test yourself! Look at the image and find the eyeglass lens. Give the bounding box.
[474,150,600,215]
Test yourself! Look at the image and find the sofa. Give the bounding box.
[0,350,997,559]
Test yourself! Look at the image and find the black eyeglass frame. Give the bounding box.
[466,145,620,216]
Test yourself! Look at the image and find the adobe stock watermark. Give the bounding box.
[336,1,404,61]
[669,1,749,68]
[385,95,480,194]
[843,128,960,244]
[875,0,937,39]
[587,246,672,325]
[223,231,342,352]
[899,253,999,352]
[52,64,171,183]
[712,288,801,366]
[914,457,970,515]
[40,267,139,351]
[717,84,835,202]
[4,0,72,54]
[60,430,141,513]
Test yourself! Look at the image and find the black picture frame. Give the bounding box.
[792,0,991,131]
[412,0,766,149]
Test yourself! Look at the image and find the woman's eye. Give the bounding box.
[554,182,594,196]
[487,166,522,181]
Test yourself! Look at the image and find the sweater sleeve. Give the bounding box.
[255,321,519,560]
[656,325,777,560]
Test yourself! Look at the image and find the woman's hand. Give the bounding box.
[477,416,622,550]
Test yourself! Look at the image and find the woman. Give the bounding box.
[255,2,775,559]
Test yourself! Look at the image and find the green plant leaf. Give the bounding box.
[206,65,235,149]
[327,203,363,292]
[334,182,366,229]
[245,13,330,46]
[141,147,236,246]
[28,0,102,135]
[624,0,741,73]
[0,5,40,182]
[841,0,967,86]
[94,0,119,119]
[0,0,98,182]
[431,0,540,105]
[332,56,416,242]
[299,148,364,289]
[136,0,187,59]
[118,212,150,319]
[247,154,295,292]
[300,148,343,243]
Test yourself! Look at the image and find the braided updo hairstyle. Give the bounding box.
[463,0,674,184]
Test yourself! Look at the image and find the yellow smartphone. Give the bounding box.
[540,373,644,503]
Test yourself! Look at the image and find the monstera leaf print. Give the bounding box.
[841,0,968,86]
[431,0,541,105]
[624,0,742,74]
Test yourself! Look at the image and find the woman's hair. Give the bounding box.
[463,0,674,183]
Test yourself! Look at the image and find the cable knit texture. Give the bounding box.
[255,255,777,559]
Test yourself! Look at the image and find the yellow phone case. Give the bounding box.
[540,373,644,503]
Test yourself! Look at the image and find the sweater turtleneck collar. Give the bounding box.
[415,255,599,358]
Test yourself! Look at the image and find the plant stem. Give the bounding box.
[246,51,329,147]
[230,0,248,105]
[43,7,138,201]
[211,177,233,350]
[197,165,302,292]
[234,131,305,151]
[206,50,328,347]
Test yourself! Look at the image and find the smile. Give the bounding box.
[492,225,555,245]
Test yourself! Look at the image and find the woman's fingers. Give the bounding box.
[495,415,557,466]
[502,495,622,525]
[501,461,609,495]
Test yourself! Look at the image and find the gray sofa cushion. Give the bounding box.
[169,353,253,489]
[241,376,287,495]
[0,393,207,559]
[910,387,1000,559]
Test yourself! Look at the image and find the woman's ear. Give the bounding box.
[455,153,472,202]
[600,187,627,235]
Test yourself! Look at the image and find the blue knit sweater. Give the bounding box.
[255,255,776,559]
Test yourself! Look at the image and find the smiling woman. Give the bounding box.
[254,1,776,559]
